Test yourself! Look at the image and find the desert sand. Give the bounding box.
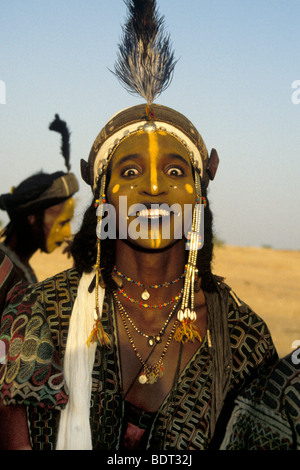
[31,244,300,358]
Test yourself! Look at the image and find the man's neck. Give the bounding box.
[115,238,187,287]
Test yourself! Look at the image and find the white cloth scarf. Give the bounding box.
[56,271,105,450]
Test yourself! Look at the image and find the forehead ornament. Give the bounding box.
[93,121,204,191]
[143,122,157,133]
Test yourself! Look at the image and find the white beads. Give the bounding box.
[177,308,197,322]
[190,310,197,321]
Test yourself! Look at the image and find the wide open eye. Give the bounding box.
[122,167,140,177]
[165,166,184,177]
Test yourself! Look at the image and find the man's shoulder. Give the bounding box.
[2,267,80,330]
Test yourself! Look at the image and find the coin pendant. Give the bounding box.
[138,373,147,385]
[141,289,150,300]
[148,372,156,385]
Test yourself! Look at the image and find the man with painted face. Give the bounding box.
[0,1,277,450]
[0,115,79,283]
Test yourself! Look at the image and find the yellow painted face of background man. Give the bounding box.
[44,197,75,253]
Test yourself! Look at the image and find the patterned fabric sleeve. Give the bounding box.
[220,350,300,450]
[0,269,79,409]
[0,251,22,314]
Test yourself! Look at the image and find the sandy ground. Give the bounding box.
[212,245,300,358]
[31,244,300,358]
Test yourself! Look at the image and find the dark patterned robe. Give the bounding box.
[220,350,300,450]
[0,268,278,450]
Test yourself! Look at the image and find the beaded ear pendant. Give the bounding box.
[174,308,201,343]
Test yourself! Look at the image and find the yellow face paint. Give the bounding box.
[185,183,194,194]
[45,198,75,253]
[149,225,161,249]
[112,184,120,194]
[107,130,196,252]
[148,132,159,193]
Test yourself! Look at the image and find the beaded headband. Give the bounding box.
[81,103,218,192]
[94,121,202,188]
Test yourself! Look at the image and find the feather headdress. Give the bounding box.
[113,0,177,104]
[49,114,71,172]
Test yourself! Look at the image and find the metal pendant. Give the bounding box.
[138,373,148,384]
[148,372,156,385]
[141,289,150,300]
[143,122,157,133]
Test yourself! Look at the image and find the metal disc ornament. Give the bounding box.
[141,289,150,300]
[138,373,147,384]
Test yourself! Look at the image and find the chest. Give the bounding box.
[111,293,208,413]
[90,326,215,450]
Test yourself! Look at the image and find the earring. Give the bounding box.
[174,171,203,344]
[87,169,111,349]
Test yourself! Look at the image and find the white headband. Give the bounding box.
[93,120,203,190]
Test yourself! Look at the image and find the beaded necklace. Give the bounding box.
[113,290,180,385]
[112,265,187,301]
[117,286,183,309]
[113,290,180,347]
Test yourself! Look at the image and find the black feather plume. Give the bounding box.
[113,0,177,103]
[49,114,71,172]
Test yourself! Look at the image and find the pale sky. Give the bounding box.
[1,0,300,250]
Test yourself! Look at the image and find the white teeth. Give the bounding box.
[137,208,171,218]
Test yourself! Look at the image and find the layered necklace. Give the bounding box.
[113,291,181,385]
[112,265,186,303]
[114,291,178,348]
[112,266,188,384]
[117,287,183,309]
